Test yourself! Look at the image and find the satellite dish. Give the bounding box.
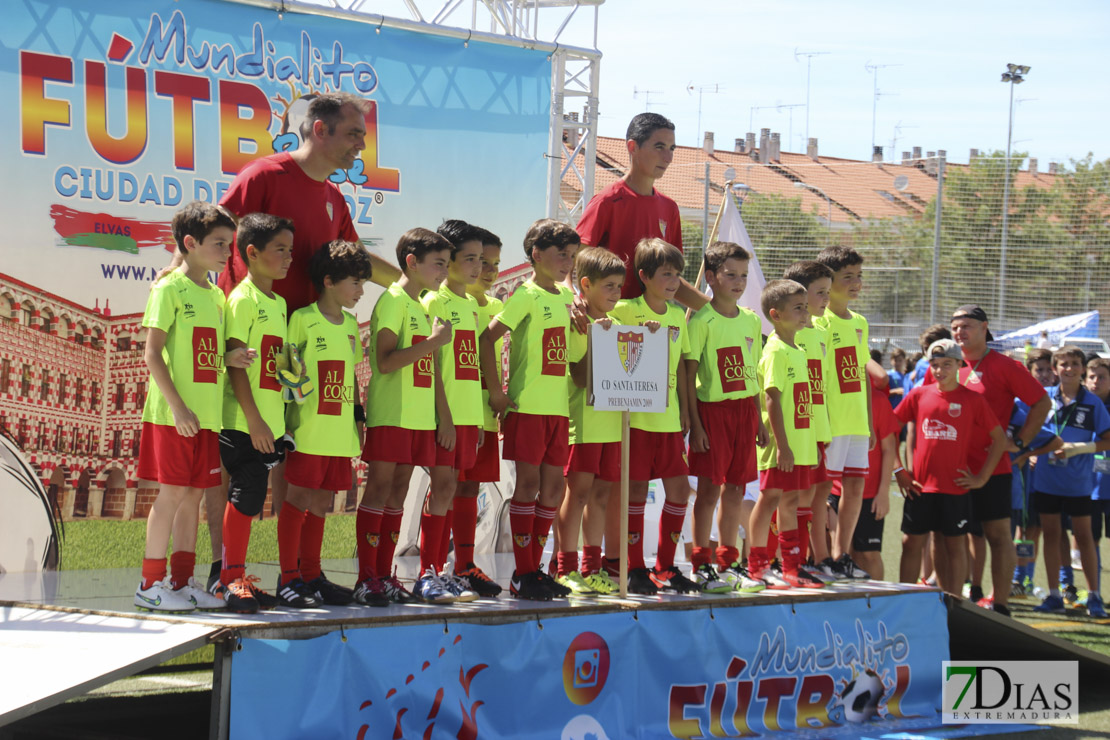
[893,175,909,192]
[724,167,736,181]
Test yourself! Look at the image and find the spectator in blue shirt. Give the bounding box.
[1085,357,1110,572]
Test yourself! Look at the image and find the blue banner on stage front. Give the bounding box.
[230,591,949,738]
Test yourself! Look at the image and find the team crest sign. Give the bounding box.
[589,324,668,413]
[617,331,643,376]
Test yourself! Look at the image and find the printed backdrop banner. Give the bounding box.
[230,591,948,739]
[2,0,551,314]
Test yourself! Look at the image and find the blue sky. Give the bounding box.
[539,0,1109,166]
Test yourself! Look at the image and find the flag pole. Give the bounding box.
[686,180,734,320]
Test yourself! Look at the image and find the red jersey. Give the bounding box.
[895,384,1001,494]
[575,179,683,299]
[218,152,359,313]
[923,349,1046,476]
[832,377,901,499]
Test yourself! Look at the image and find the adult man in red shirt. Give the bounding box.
[576,112,706,309]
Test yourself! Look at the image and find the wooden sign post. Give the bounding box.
[588,324,669,598]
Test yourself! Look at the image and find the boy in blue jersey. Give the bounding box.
[1085,358,1110,574]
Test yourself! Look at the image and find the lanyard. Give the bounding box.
[1053,388,1082,436]
[960,349,989,387]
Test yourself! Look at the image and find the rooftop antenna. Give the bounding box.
[633,85,664,111]
[890,120,918,162]
[794,48,830,143]
[687,82,722,148]
[865,61,901,157]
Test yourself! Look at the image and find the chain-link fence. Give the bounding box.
[586,152,1110,353]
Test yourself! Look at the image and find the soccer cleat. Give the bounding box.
[414,569,456,604]
[721,562,766,593]
[382,574,418,604]
[976,595,994,609]
[692,564,732,594]
[627,567,659,596]
[178,578,226,610]
[352,577,390,607]
[1034,594,1067,614]
[134,579,195,613]
[276,577,321,609]
[833,554,870,580]
[556,571,598,596]
[814,557,843,581]
[308,575,356,606]
[799,562,835,585]
[1087,594,1108,618]
[223,577,260,614]
[1010,581,1027,597]
[243,575,279,610]
[509,569,553,601]
[783,567,826,589]
[455,563,503,597]
[440,572,479,602]
[761,565,792,590]
[650,565,700,594]
[585,571,619,596]
[537,569,572,597]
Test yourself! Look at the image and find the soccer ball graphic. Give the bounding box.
[839,667,884,723]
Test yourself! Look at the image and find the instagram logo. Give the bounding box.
[562,632,609,705]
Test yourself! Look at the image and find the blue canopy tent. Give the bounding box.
[991,310,1100,351]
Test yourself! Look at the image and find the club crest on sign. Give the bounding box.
[948,402,962,418]
[617,331,644,375]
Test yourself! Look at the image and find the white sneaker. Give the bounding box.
[178,577,227,610]
[692,564,732,594]
[440,571,479,602]
[135,579,196,613]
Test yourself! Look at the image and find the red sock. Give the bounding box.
[377,508,404,578]
[628,504,646,570]
[797,507,813,564]
[767,510,780,560]
[781,528,801,575]
[420,512,446,573]
[356,505,383,582]
[169,550,195,590]
[556,550,579,577]
[716,545,740,571]
[656,501,686,570]
[440,509,453,571]
[509,501,535,575]
[532,505,557,572]
[582,545,603,575]
[141,558,167,590]
[748,546,769,579]
[300,512,326,582]
[453,496,478,568]
[277,502,305,585]
[220,503,253,585]
[692,545,712,568]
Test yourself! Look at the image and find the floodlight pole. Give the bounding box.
[999,73,1018,326]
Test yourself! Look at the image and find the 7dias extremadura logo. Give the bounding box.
[942,661,1077,724]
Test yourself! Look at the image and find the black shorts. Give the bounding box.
[968,473,1012,525]
[1092,500,1110,540]
[1033,491,1096,518]
[901,492,972,538]
[218,429,289,516]
[828,493,884,552]
[1010,506,1041,535]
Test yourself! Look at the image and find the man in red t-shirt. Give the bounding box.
[576,113,706,308]
[895,339,1010,596]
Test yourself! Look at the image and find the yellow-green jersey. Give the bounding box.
[813,308,870,436]
[422,286,483,427]
[757,334,817,470]
[475,295,504,433]
[610,297,691,433]
[687,303,761,403]
[141,270,226,432]
[285,305,362,457]
[496,280,582,418]
[367,283,436,430]
[222,278,287,438]
[795,325,831,444]
[568,316,621,445]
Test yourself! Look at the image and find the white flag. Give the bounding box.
[716,193,772,335]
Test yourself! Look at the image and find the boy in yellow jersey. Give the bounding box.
[357,228,453,605]
[609,238,698,595]
[748,280,824,590]
[135,201,244,613]
[686,242,767,594]
[480,219,583,601]
[452,226,504,596]
[277,241,372,608]
[416,220,488,601]
[782,260,835,583]
[556,247,625,596]
[216,213,294,613]
[813,246,873,580]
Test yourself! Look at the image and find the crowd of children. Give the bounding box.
[133,194,1108,619]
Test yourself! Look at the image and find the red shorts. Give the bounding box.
[687,397,758,486]
[502,413,569,467]
[759,465,814,492]
[458,431,500,482]
[434,425,480,471]
[629,429,688,481]
[361,426,436,467]
[812,441,829,485]
[137,422,221,489]
[565,442,622,482]
[285,451,352,491]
